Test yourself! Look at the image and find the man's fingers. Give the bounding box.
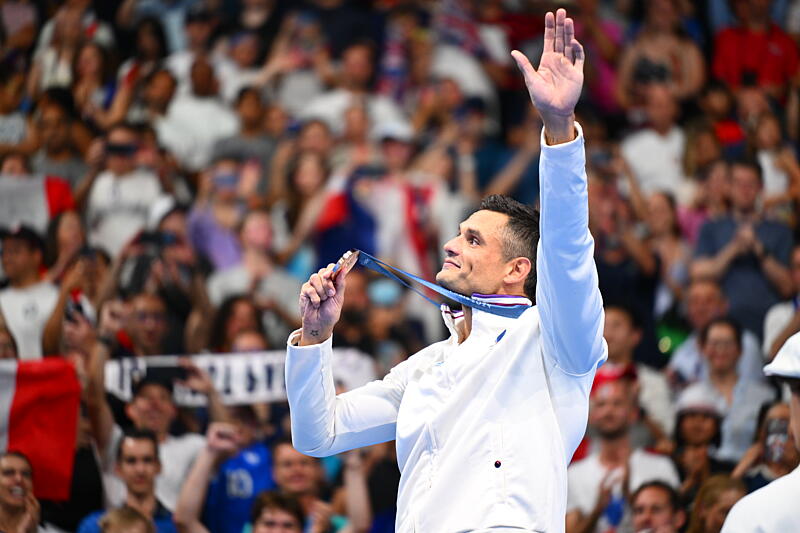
[564,17,575,63]
[511,50,542,89]
[309,274,326,303]
[554,8,566,55]
[320,264,336,296]
[543,11,555,53]
[301,283,321,309]
[572,39,585,70]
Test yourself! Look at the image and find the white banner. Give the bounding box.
[104,348,377,407]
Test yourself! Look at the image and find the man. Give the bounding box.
[0,225,58,359]
[0,452,39,533]
[30,102,88,188]
[691,158,793,338]
[630,481,686,533]
[721,331,800,532]
[286,10,607,531]
[122,292,170,357]
[83,123,163,257]
[669,279,764,386]
[620,85,692,203]
[77,429,177,533]
[762,244,800,361]
[566,380,679,533]
[603,304,674,436]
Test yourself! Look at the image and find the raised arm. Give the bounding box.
[285,264,408,457]
[512,10,606,375]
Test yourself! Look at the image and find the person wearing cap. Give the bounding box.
[0,224,59,359]
[721,331,800,532]
[287,10,608,531]
[566,379,679,533]
[671,385,734,506]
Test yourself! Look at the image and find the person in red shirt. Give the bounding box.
[713,0,799,99]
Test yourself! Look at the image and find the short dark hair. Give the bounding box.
[251,490,305,526]
[235,86,263,107]
[631,480,680,511]
[699,316,742,351]
[604,302,642,330]
[477,195,540,302]
[116,428,160,463]
[731,156,763,185]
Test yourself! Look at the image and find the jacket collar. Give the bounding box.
[441,293,532,343]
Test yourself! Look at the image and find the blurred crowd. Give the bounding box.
[1,0,800,532]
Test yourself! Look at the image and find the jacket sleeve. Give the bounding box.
[284,331,408,457]
[536,122,607,375]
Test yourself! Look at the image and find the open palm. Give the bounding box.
[512,9,584,119]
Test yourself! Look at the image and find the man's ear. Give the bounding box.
[505,257,532,287]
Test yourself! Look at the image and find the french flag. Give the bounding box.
[0,358,81,500]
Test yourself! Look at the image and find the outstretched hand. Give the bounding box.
[511,9,584,143]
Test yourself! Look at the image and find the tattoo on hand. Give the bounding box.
[310,330,319,337]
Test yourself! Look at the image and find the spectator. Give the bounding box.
[157,56,239,173]
[602,304,675,437]
[677,318,775,462]
[685,475,745,533]
[30,101,89,188]
[211,87,276,194]
[615,0,705,111]
[117,17,170,88]
[669,279,764,387]
[566,380,679,533]
[163,4,220,91]
[77,429,177,533]
[127,69,177,128]
[71,41,118,132]
[82,123,162,257]
[750,112,800,218]
[630,481,686,533]
[672,386,735,506]
[0,225,58,359]
[731,402,798,493]
[620,85,693,203]
[27,7,85,97]
[43,209,86,282]
[206,209,300,347]
[721,332,800,531]
[763,244,800,361]
[691,158,794,337]
[0,451,39,533]
[207,295,264,353]
[115,0,192,54]
[33,0,114,59]
[713,0,799,99]
[174,421,274,533]
[300,41,407,137]
[98,506,155,533]
[249,491,305,533]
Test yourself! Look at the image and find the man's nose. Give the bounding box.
[443,236,459,256]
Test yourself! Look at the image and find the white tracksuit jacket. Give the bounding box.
[285,123,607,532]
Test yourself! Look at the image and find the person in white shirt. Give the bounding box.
[620,85,693,204]
[566,380,680,533]
[157,56,239,172]
[286,10,607,532]
[721,331,800,532]
[762,244,800,361]
[0,225,58,360]
[84,124,162,257]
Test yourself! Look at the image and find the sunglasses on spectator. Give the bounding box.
[134,311,166,323]
[106,143,139,156]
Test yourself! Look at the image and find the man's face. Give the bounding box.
[115,437,160,497]
[191,59,217,97]
[603,309,641,363]
[0,455,33,509]
[632,486,684,533]
[272,444,318,496]
[0,238,40,282]
[38,105,70,152]
[106,127,139,176]
[729,165,761,213]
[341,45,373,89]
[241,212,272,251]
[126,384,176,436]
[702,323,741,374]
[253,507,303,533]
[679,411,718,446]
[237,92,264,128]
[145,71,176,110]
[590,381,635,439]
[686,282,725,331]
[436,210,517,298]
[126,294,167,355]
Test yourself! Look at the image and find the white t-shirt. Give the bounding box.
[621,126,692,203]
[104,424,206,511]
[86,169,162,257]
[0,282,58,360]
[722,465,800,532]
[567,448,680,533]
